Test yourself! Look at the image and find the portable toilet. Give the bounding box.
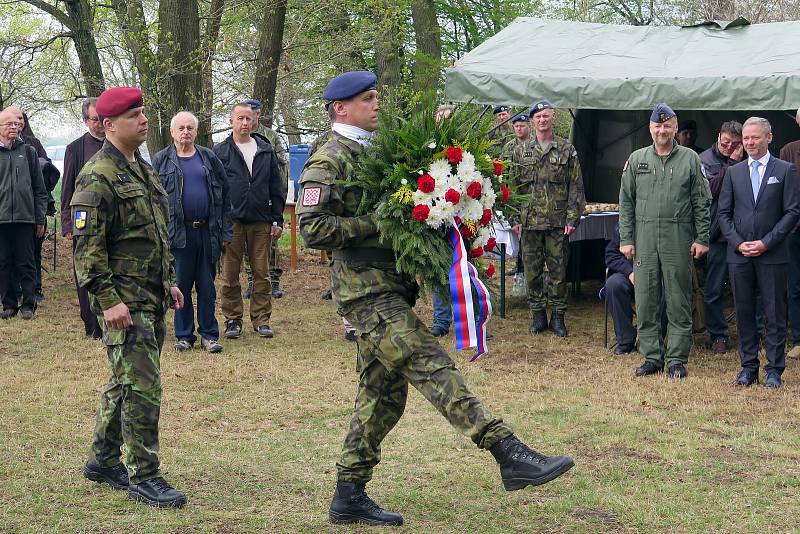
[288,144,311,202]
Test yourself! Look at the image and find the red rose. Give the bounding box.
[493,160,504,176]
[460,224,474,238]
[446,146,463,164]
[500,184,510,203]
[485,237,497,251]
[412,204,430,222]
[480,209,493,226]
[445,188,461,204]
[466,181,482,199]
[485,264,496,277]
[417,173,435,193]
[469,246,484,259]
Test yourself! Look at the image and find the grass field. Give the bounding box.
[1,238,799,533]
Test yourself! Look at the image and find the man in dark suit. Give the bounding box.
[718,117,800,388]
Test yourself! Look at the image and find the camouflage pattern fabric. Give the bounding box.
[486,123,514,158]
[254,124,288,181]
[71,140,174,484]
[521,228,569,312]
[297,131,513,483]
[619,140,711,366]
[511,135,586,230]
[88,311,165,484]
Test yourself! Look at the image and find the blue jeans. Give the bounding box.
[788,231,800,346]
[704,241,729,340]
[432,285,452,331]
[173,224,219,343]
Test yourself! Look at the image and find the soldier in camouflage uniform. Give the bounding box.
[511,99,585,337]
[71,87,187,508]
[486,105,514,158]
[297,71,574,527]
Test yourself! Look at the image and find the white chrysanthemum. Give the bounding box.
[456,153,476,176]
[482,187,497,209]
[413,190,434,205]
[429,158,451,181]
[473,228,491,248]
[427,202,454,229]
[459,198,484,222]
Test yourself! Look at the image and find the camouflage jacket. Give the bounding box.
[71,141,175,314]
[296,131,416,320]
[254,124,288,180]
[486,123,514,159]
[511,135,586,230]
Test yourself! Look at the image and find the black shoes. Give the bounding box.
[734,368,758,386]
[322,290,333,300]
[429,325,449,337]
[1,308,16,319]
[668,363,687,379]
[128,476,186,508]
[635,361,663,377]
[549,310,567,337]
[613,344,635,355]
[529,309,547,334]
[489,435,574,491]
[764,372,782,389]
[20,307,34,320]
[84,461,129,491]
[255,325,274,338]
[223,319,242,339]
[271,281,284,298]
[344,330,357,342]
[329,481,403,526]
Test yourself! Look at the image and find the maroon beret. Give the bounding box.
[96,87,144,118]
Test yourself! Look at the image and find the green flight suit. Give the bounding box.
[71,141,175,484]
[512,135,586,312]
[619,140,711,367]
[297,131,512,483]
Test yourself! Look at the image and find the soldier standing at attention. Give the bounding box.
[619,103,711,380]
[511,99,585,337]
[486,105,514,156]
[71,87,187,508]
[297,71,574,527]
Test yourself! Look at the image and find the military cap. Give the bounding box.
[96,87,144,118]
[529,99,555,116]
[678,119,697,132]
[323,71,377,108]
[511,113,529,123]
[650,103,676,123]
[246,98,262,110]
[493,105,510,114]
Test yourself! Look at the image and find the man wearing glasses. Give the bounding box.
[699,121,744,353]
[0,107,48,320]
[61,98,106,338]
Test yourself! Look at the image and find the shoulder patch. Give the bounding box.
[302,187,321,207]
[74,210,88,229]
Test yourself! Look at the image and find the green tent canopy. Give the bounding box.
[445,17,800,111]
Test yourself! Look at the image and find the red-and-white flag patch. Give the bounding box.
[302,187,321,207]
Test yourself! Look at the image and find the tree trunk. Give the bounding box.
[252,0,287,119]
[199,0,225,147]
[65,0,105,95]
[410,0,441,93]
[373,2,403,90]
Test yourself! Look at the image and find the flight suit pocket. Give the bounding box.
[635,170,654,199]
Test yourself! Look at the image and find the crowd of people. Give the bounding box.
[1,75,798,524]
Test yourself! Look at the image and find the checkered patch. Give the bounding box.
[302,187,321,207]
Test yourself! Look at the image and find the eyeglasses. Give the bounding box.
[86,116,101,123]
[718,139,741,148]
[1,122,22,128]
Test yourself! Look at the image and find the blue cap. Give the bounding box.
[245,99,262,110]
[323,71,377,108]
[493,105,510,114]
[678,119,697,131]
[511,113,529,123]
[529,99,555,116]
[650,103,676,123]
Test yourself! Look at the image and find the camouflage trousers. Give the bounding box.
[521,228,569,312]
[336,292,513,483]
[245,239,283,286]
[88,310,165,485]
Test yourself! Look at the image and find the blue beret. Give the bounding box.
[529,99,555,116]
[96,87,143,118]
[678,119,697,131]
[511,113,529,123]
[493,105,510,114]
[650,103,676,123]
[323,71,377,108]
[246,99,262,110]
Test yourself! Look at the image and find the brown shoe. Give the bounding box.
[710,338,728,353]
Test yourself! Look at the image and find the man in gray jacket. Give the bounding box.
[0,107,47,319]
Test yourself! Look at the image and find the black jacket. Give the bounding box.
[700,144,740,242]
[152,144,232,266]
[605,223,633,277]
[213,133,285,225]
[718,155,800,264]
[0,138,48,225]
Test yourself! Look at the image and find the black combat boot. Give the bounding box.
[528,309,548,334]
[490,435,574,491]
[84,461,129,490]
[549,309,568,337]
[329,481,403,526]
[128,476,187,508]
[271,280,284,298]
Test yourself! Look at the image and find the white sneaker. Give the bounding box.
[200,337,223,353]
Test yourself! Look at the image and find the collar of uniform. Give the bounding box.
[329,130,364,155]
[649,138,679,159]
[102,139,149,180]
[331,123,374,147]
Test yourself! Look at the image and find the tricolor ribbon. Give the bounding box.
[446,221,492,361]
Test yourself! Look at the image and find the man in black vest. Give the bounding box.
[61,97,106,338]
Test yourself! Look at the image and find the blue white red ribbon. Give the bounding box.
[446,221,492,361]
